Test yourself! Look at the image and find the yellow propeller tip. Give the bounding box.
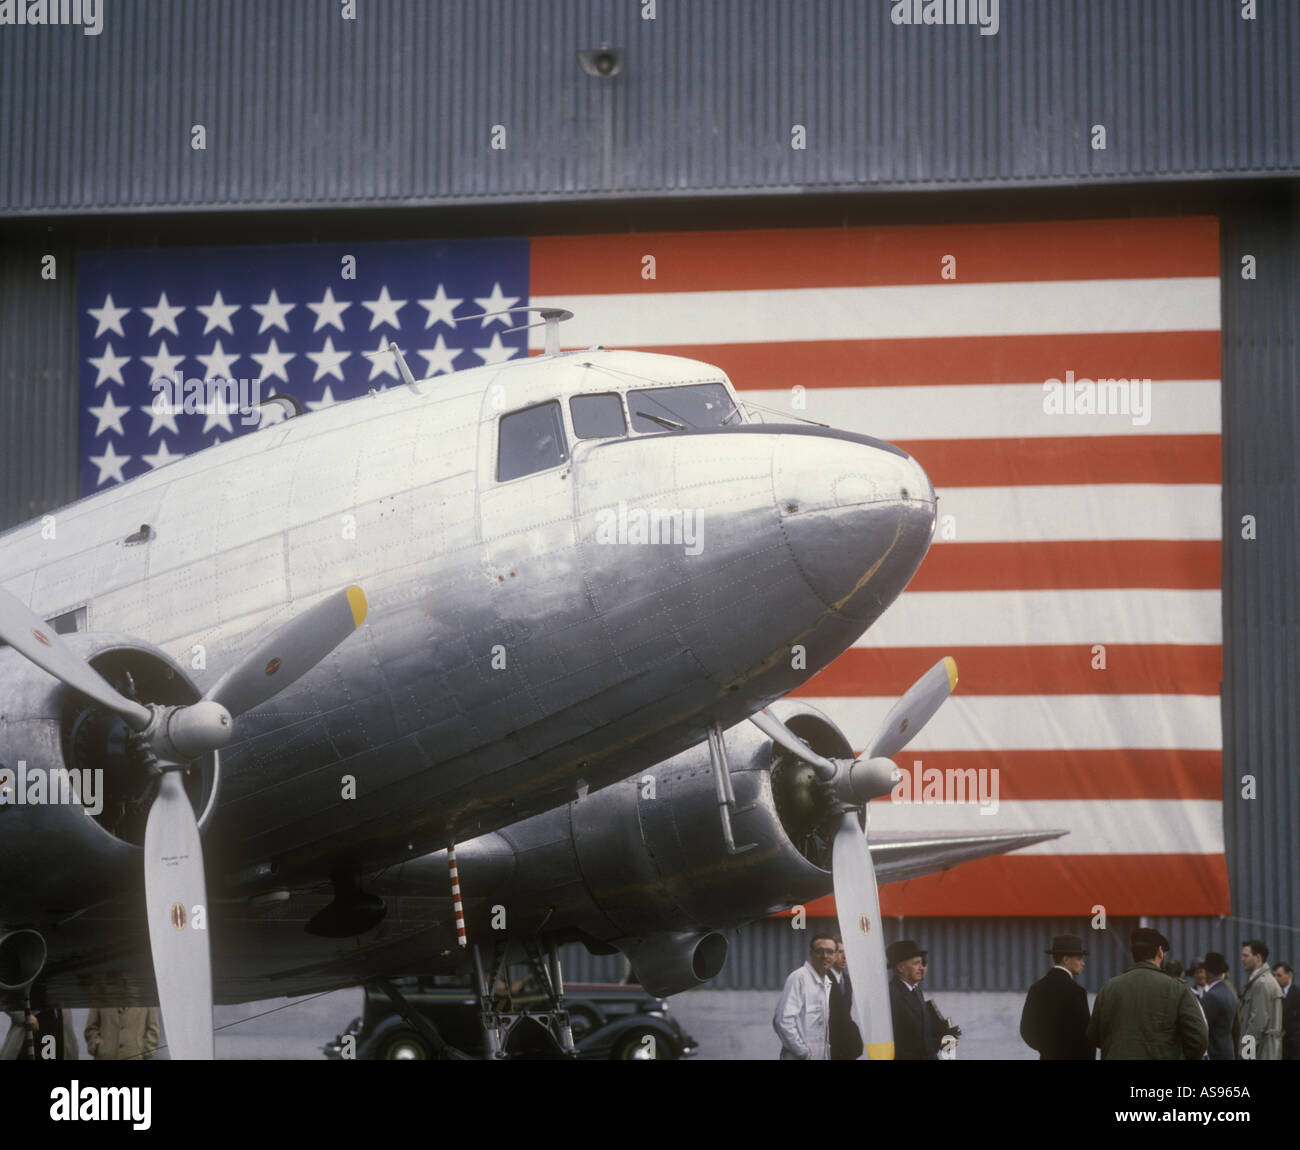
[942,655,958,690]
[346,586,368,627]
[866,1042,895,1060]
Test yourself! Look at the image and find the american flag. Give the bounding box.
[529,219,1225,918]
[79,220,1225,917]
[77,238,529,491]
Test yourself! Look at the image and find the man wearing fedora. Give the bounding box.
[1019,934,1092,1059]
[1201,951,1239,1061]
[1086,927,1207,1059]
[887,939,944,1060]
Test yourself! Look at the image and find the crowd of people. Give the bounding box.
[774,928,1297,1060]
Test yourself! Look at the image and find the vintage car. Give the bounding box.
[323,976,699,1060]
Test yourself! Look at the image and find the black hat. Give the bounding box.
[1046,934,1088,957]
[1204,951,1230,976]
[887,939,927,966]
[1132,927,1172,951]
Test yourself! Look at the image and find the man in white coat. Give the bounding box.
[774,932,837,1060]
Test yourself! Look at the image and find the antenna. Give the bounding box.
[361,342,421,393]
[453,305,575,357]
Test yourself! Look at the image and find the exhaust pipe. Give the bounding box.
[0,929,47,992]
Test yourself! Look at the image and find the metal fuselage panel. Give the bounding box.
[0,350,935,894]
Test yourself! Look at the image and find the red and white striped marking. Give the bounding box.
[448,845,467,949]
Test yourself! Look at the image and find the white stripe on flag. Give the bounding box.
[531,279,1221,347]
[740,382,1221,440]
[869,799,1224,855]
[857,589,1221,647]
[933,485,1221,542]
[800,695,1223,751]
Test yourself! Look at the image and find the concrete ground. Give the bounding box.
[36,989,1053,1059]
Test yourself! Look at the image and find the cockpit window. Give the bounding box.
[570,393,627,440]
[497,401,569,482]
[628,383,739,434]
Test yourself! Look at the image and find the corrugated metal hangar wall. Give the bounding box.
[1,0,1296,991]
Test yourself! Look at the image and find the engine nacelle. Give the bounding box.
[383,703,850,996]
[0,635,217,922]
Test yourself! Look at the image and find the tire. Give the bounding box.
[566,1005,603,1040]
[374,1027,430,1060]
[612,1026,669,1060]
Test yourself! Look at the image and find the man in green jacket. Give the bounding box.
[1086,928,1208,1060]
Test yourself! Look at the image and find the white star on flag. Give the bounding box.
[306,384,338,411]
[473,332,519,365]
[139,394,180,436]
[142,439,184,470]
[196,289,241,335]
[418,284,463,328]
[307,336,350,382]
[418,334,463,376]
[142,291,185,336]
[140,339,186,385]
[196,339,242,380]
[201,393,236,436]
[87,293,131,338]
[251,288,296,334]
[88,441,130,485]
[87,391,130,436]
[251,337,296,383]
[88,343,132,387]
[473,283,520,326]
[361,285,407,330]
[307,287,351,332]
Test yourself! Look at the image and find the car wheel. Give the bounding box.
[566,1005,602,1040]
[376,1028,430,1060]
[612,1027,669,1060]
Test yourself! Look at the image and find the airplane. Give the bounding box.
[0,308,1059,1059]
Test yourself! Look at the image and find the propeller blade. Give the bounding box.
[832,809,893,1059]
[0,586,152,729]
[749,708,838,777]
[143,771,213,1060]
[865,656,957,760]
[205,586,368,719]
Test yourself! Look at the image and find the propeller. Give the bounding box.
[751,655,957,1059]
[0,584,368,1059]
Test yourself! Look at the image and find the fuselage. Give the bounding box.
[0,349,936,891]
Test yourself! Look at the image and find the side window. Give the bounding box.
[497,401,569,482]
[570,393,627,440]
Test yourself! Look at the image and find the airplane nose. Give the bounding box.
[773,431,936,622]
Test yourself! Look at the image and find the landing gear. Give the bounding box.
[472,937,580,1059]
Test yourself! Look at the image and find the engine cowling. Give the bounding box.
[0,635,217,922]
[381,702,851,996]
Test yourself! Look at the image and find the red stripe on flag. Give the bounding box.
[910,541,1221,591]
[855,750,1224,801]
[788,853,1230,917]
[597,332,1221,388]
[898,435,1221,487]
[530,218,1220,293]
[796,645,1222,696]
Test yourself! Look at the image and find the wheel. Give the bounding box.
[566,1004,603,1040]
[374,1028,430,1060]
[612,1026,667,1060]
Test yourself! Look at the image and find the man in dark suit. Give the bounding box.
[1278,961,1300,1060]
[887,939,940,1060]
[1201,951,1239,1061]
[1019,934,1093,1059]
[828,938,864,1060]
